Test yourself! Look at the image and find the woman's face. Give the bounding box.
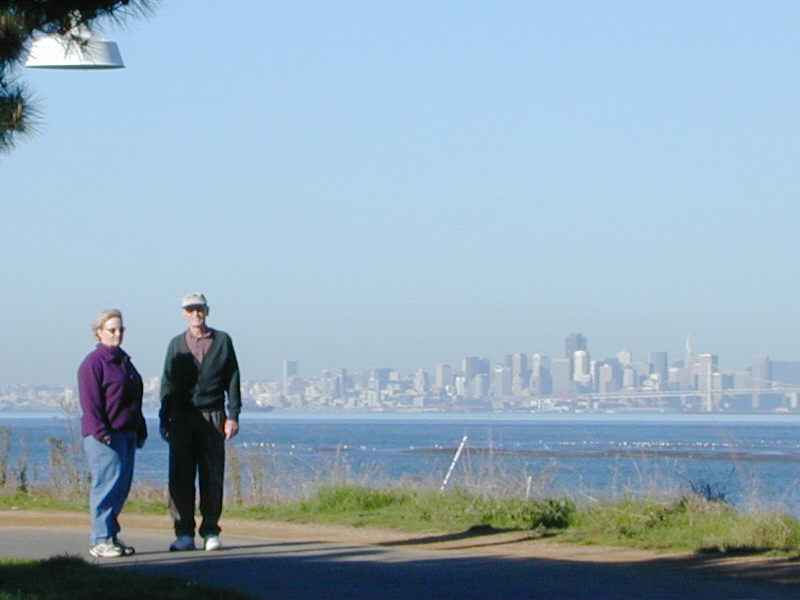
[96,316,124,347]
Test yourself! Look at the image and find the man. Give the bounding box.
[159,292,241,551]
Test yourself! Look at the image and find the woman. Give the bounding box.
[78,309,147,558]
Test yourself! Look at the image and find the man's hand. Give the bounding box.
[223,419,239,440]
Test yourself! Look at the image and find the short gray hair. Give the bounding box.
[91,309,123,339]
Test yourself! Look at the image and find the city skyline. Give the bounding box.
[4,329,800,414]
[275,333,787,384]
[1,326,797,388]
[4,2,800,386]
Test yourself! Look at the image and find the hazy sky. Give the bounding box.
[3,1,800,386]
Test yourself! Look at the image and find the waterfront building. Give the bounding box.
[598,363,620,394]
[622,366,637,389]
[572,350,592,389]
[370,368,393,391]
[493,365,512,398]
[413,369,429,393]
[435,363,453,390]
[454,375,466,396]
[472,373,490,398]
[550,358,572,395]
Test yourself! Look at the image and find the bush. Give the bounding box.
[482,497,575,530]
[302,484,407,513]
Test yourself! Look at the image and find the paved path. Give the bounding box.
[1,520,800,599]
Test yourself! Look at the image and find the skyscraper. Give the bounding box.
[598,363,620,394]
[492,365,512,398]
[683,334,695,390]
[282,359,298,396]
[550,358,573,395]
[753,356,772,388]
[752,356,772,410]
[565,333,587,358]
[572,350,591,387]
[616,349,632,366]
[435,363,453,390]
[282,359,298,380]
[511,352,529,395]
[697,353,718,411]
[413,369,429,393]
[649,351,668,382]
[462,356,480,386]
[529,353,551,395]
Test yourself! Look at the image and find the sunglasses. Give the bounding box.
[183,305,207,313]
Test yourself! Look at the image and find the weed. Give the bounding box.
[45,437,85,497]
[15,450,27,494]
[682,466,735,504]
[228,445,243,506]
[0,427,9,487]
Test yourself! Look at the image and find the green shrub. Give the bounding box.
[566,494,800,554]
[301,484,407,513]
[481,497,575,530]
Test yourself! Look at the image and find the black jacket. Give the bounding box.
[159,328,241,427]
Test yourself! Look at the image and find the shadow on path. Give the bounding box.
[108,539,800,600]
[2,518,799,600]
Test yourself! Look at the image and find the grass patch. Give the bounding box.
[0,488,167,515]
[226,484,575,534]
[0,491,85,512]
[0,555,256,600]
[565,495,800,554]
[225,485,800,556]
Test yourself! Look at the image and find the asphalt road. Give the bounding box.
[1,523,799,600]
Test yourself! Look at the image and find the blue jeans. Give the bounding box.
[83,431,137,544]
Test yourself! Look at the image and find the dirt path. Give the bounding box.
[2,509,800,588]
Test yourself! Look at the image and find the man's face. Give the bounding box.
[182,305,207,329]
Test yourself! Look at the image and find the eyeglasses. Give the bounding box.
[183,305,206,313]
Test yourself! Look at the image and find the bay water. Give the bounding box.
[3,412,800,516]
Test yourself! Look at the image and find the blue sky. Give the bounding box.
[3,1,800,386]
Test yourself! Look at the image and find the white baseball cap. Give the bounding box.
[181,292,208,309]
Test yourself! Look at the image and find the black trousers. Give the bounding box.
[168,409,225,538]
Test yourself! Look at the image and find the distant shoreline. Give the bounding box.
[4,409,800,424]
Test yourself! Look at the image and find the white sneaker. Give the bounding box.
[169,535,196,551]
[204,535,222,551]
[89,540,123,558]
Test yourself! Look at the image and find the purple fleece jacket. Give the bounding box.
[77,344,147,442]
